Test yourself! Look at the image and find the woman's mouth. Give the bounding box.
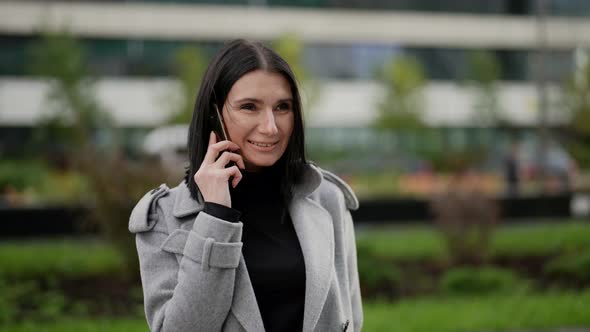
[248,140,278,149]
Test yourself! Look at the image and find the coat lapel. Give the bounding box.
[173,182,265,331]
[172,164,332,332]
[290,165,335,332]
[230,256,265,332]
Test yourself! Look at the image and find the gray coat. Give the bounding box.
[129,163,363,332]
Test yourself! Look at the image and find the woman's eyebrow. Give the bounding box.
[233,97,261,104]
[233,97,293,104]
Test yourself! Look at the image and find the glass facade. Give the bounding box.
[0,36,575,82]
[50,0,590,16]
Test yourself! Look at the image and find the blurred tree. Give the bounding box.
[28,29,113,152]
[563,50,590,168]
[374,56,426,130]
[166,46,208,124]
[271,32,320,114]
[27,29,164,276]
[465,50,507,127]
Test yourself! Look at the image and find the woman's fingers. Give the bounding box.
[213,151,246,170]
[203,131,241,165]
[208,131,216,146]
[224,166,243,188]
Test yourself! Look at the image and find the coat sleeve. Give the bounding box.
[131,191,243,332]
[344,210,363,332]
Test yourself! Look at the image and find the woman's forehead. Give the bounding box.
[227,70,292,101]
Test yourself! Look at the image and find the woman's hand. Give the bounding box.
[194,132,245,208]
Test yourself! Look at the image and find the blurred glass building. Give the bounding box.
[0,0,589,169]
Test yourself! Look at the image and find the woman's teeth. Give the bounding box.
[249,140,276,147]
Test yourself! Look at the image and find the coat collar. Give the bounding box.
[172,163,323,219]
[172,181,203,218]
[172,164,332,332]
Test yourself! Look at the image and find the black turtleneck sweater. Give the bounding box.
[202,166,306,332]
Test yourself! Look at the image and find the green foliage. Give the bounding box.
[358,222,590,264]
[271,33,307,82]
[422,148,487,173]
[356,242,401,295]
[2,293,590,332]
[0,239,124,280]
[0,159,90,204]
[490,222,590,258]
[167,46,208,124]
[28,29,113,151]
[80,157,166,275]
[2,318,148,332]
[356,225,447,262]
[374,56,426,130]
[271,33,320,112]
[563,51,590,168]
[0,160,47,192]
[545,247,590,283]
[467,50,502,85]
[0,280,68,325]
[439,266,526,295]
[364,290,590,332]
[348,171,401,199]
[465,50,505,126]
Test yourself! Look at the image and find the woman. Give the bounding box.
[129,39,362,332]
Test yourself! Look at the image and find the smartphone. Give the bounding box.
[211,104,229,142]
[210,105,238,170]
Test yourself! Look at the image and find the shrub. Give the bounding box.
[430,174,500,264]
[80,154,166,277]
[545,248,590,284]
[356,242,401,297]
[0,279,68,324]
[0,160,47,192]
[439,266,526,295]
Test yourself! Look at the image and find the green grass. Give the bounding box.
[1,221,589,279]
[357,221,590,261]
[3,291,590,332]
[0,238,124,279]
[364,290,590,332]
[0,318,148,332]
[357,225,446,261]
[491,222,590,257]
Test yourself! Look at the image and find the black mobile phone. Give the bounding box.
[211,105,229,142]
[210,105,238,171]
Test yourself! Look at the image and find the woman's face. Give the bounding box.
[222,70,295,171]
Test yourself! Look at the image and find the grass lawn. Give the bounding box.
[357,220,590,261]
[3,291,589,332]
[2,221,590,331]
[0,237,124,278]
[0,317,147,332]
[364,290,590,332]
[1,221,588,278]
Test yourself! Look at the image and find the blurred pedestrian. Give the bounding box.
[129,39,362,332]
[504,140,520,197]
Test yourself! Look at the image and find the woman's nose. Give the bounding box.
[258,109,279,135]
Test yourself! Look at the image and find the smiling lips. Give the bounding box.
[248,140,278,148]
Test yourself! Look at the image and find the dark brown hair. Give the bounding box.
[185,39,307,202]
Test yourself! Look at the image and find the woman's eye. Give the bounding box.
[240,103,256,111]
[276,103,292,112]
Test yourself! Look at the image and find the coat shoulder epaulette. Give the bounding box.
[128,183,170,233]
[317,167,359,211]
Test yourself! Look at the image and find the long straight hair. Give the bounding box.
[185,39,307,203]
